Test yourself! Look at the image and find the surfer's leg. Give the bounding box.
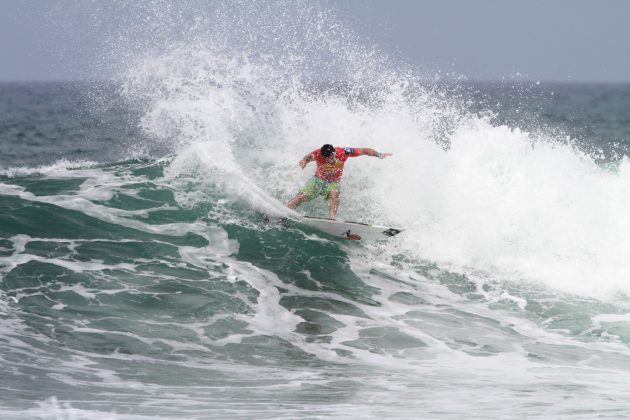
[287,192,310,209]
[328,189,340,219]
[288,177,319,209]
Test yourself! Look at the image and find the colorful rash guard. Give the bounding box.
[310,147,359,182]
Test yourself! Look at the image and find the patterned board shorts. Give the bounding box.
[300,176,340,200]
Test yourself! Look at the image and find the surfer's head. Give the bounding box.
[321,144,335,158]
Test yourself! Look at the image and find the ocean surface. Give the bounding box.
[3,4,630,419]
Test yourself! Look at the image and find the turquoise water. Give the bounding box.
[3,2,630,418]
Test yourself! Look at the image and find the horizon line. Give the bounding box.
[1,78,630,85]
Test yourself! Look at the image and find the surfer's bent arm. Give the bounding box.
[299,153,315,169]
[354,148,392,159]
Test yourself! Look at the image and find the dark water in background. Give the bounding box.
[468,82,630,160]
[3,80,630,418]
[0,82,144,167]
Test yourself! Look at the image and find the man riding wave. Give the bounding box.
[287,144,392,219]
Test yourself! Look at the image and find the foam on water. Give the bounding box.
[383,120,630,299]
[0,159,99,178]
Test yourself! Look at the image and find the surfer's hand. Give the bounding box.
[378,152,392,159]
[299,159,307,169]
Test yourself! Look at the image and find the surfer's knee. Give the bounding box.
[288,192,308,208]
[329,189,340,200]
[287,195,300,208]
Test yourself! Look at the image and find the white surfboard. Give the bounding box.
[300,216,403,241]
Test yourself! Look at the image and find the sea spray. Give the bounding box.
[120,34,630,300]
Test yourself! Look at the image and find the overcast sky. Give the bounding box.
[1,0,629,82]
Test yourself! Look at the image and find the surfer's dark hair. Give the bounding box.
[321,144,335,157]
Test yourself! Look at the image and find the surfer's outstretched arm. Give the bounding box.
[355,148,392,159]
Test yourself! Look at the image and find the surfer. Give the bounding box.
[287,144,392,219]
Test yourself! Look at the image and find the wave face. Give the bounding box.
[2,1,630,418]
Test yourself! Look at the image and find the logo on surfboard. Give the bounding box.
[343,230,362,240]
